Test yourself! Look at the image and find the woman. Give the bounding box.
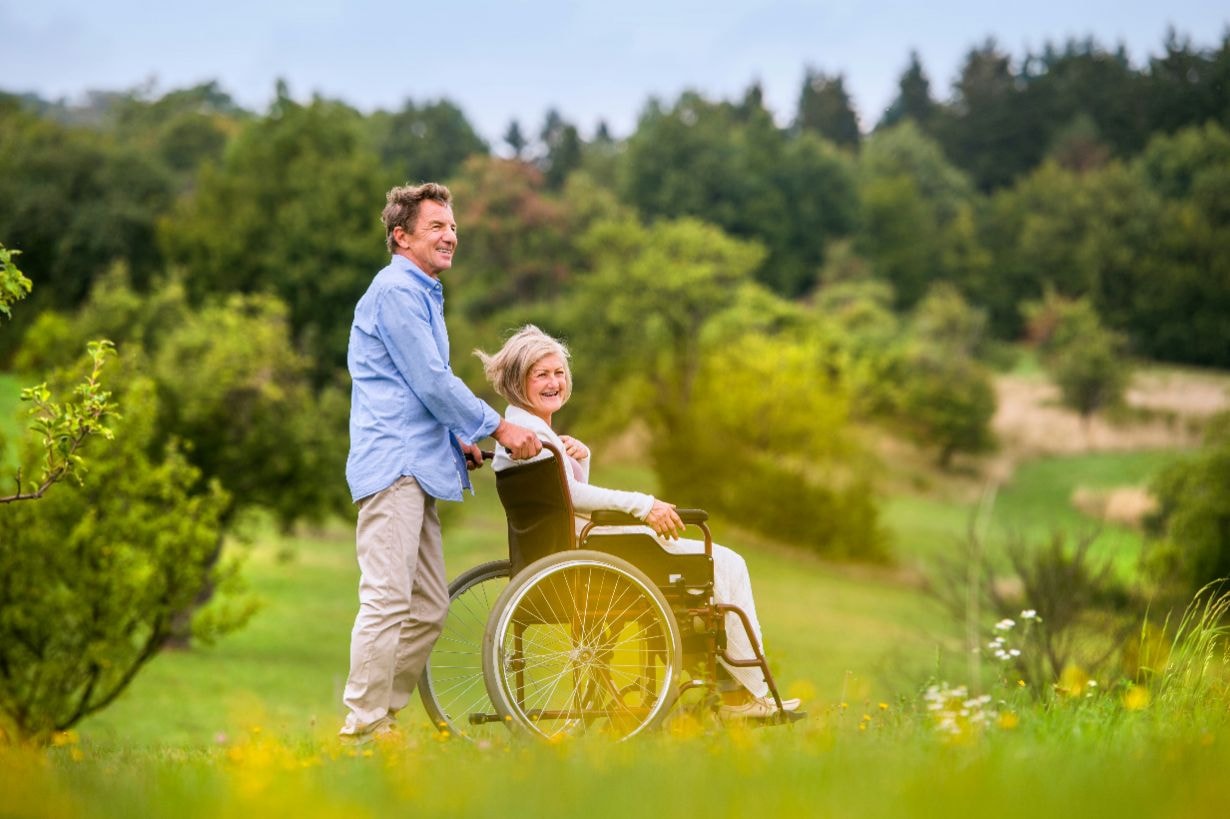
[476,325,799,718]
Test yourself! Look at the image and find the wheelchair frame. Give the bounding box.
[418,441,792,741]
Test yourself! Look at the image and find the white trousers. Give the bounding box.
[659,537,771,698]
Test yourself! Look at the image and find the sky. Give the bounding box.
[2,1,1227,144]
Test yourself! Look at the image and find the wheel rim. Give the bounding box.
[490,557,679,741]
[421,562,509,740]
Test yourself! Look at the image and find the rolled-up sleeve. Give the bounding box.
[374,286,500,444]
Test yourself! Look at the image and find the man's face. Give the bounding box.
[394,200,457,278]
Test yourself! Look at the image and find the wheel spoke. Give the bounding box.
[420,563,510,740]
[491,556,680,741]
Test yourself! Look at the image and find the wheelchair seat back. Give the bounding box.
[495,453,575,575]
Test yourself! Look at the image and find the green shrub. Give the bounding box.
[0,378,241,745]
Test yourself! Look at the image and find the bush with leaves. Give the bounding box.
[548,217,887,560]
[1,243,118,504]
[929,523,1143,693]
[905,285,997,465]
[1025,289,1131,425]
[1145,412,1230,601]
[0,244,32,320]
[15,269,349,529]
[0,377,244,745]
[668,332,889,561]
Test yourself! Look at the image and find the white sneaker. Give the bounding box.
[719,695,801,719]
[338,715,399,745]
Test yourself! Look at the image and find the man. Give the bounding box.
[340,182,540,740]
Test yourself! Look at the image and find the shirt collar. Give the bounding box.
[390,254,443,294]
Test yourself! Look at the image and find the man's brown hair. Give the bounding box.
[382,182,452,253]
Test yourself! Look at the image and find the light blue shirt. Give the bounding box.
[346,255,501,502]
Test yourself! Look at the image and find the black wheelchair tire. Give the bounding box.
[419,559,512,740]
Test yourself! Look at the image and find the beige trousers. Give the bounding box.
[340,476,449,735]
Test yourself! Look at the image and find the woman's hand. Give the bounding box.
[558,434,590,461]
[644,499,685,540]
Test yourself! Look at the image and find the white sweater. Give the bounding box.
[491,405,655,525]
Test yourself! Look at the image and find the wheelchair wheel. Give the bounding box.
[483,550,682,741]
[419,559,511,740]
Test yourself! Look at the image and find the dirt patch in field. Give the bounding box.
[880,367,1229,504]
[1070,486,1159,529]
[992,372,1228,459]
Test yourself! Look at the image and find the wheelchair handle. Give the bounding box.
[465,449,496,466]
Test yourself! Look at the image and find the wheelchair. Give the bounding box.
[418,442,797,741]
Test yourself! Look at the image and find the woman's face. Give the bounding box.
[525,353,568,423]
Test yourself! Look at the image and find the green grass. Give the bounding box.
[0,372,24,470]
[885,449,1187,575]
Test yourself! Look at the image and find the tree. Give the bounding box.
[371,98,487,184]
[854,122,988,309]
[1125,123,1230,367]
[878,51,937,131]
[542,121,582,190]
[443,156,578,322]
[1020,39,1145,159]
[893,285,997,466]
[503,119,528,158]
[0,378,239,745]
[1144,29,1227,138]
[159,90,388,376]
[107,81,245,181]
[618,90,857,297]
[0,103,174,328]
[1025,291,1131,425]
[796,69,861,149]
[676,332,889,561]
[560,217,887,560]
[562,216,767,442]
[980,158,1163,340]
[770,134,861,296]
[14,269,348,529]
[936,40,1036,191]
[1047,113,1112,173]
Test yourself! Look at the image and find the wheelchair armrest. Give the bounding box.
[589,508,709,526]
[590,510,642,526]
[676,508,709,524]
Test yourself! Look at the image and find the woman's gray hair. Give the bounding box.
[475,325,572,410]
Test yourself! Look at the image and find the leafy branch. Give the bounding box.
[0,244,32,321]
[1,340,119,504]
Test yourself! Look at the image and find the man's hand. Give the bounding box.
[494,419,542,460]
[644,499,684,540]
[460,440,486,471]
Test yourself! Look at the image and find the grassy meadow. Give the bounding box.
[4,365,1230,817]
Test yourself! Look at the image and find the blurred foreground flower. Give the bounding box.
[1122,684,1151,711]
[923,684,997,740]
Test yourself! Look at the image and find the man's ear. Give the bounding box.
[391,225,412,249]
